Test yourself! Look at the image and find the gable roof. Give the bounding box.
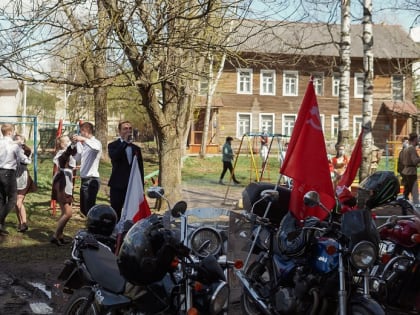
[231,20,420,59]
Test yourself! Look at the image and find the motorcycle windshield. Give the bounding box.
[341,209,379,248]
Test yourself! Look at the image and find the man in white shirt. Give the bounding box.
[72,122,102,216]
[0,124,31,235]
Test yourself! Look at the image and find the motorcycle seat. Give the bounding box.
[83,242,126,294]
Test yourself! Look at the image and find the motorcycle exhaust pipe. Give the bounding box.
[235,270,272,315]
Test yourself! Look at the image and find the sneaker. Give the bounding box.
[50,236,64,246]
[0,225,9,236]
[18,223,28,233]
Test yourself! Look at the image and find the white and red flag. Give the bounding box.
[118,158,151,229]
[280,79,336,221]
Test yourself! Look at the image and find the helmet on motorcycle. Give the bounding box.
[357,171,400,209]
[86,204,118,236]
[117,214,180,285]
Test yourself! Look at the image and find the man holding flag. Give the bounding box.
[280,79,336,221]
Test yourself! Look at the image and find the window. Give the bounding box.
[259,113,275,134]
[354,73,364,98]
[199,78,209,95]
[283,71,298,96]
[392,75,404,101]
[353,115,363,138]
[237,113,252,138]
[260,70,276,95]
[332,73,340,97]
[237,69,253,94]
[331,115,339,139]
[282,114,297,136]
[312,73,324,96]
[319,114,325,133]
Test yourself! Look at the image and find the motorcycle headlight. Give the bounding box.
[209,281,229,315]
[190,227,222,258]
[350,241,376,269]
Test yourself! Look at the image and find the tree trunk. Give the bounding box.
[338,0,351,148]
[360,0,374,180]
[200,53,214,158]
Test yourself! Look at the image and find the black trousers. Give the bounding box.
[80,177,100,216]
[220,161,238,182]
[0,169,17,225]
[110,187,126,220]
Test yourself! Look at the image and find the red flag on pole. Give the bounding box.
[338,130,363,188]
[280,80,335,220]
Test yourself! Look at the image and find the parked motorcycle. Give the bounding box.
[58,192,230,315]
[370,198,420,314]
[232,188,384,315]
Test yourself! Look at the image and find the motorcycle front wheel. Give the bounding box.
[63,287,99,315]
[241,261,274,315]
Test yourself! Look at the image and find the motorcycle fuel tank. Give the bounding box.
[311,237,339,274]
[380,218,420,248]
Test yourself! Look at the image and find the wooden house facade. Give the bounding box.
[188,21,420,155]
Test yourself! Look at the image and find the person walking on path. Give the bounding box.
[51,135,77,246]
[108,121,144,219]
[14,134,36,233]
[72,122,102,216]
[401,133,420,205]
[219,136,240,185]
[0,124,31,235]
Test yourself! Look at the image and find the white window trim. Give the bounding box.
[283,71,299,96]
[353,115,363,138]
[260,70,276,96]
[282,113,297,136]
[237,68,253,95]
[319,113,325,133]
[331,114,339,139]
[332,73,340,97]
[354,73,364,98]
[259,113,275,134]
[236,112,252,138]
[312,72,324,96]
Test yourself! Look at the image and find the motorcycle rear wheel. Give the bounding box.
[63,287,99,315]
[241,261,274,315]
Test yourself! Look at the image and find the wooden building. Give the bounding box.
[189,21,420,155]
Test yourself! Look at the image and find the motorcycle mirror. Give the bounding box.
[171,201,187,218]
[147,186,164,199]
[260,189,279,201]
[303,191,320,207]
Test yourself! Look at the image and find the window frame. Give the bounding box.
[237,68,253,94]
[332,73,340,97]
[354,73,364,98]
[353,115,363,138]
[283,71,299,96]
[237,112,252,138]
[312,72,324,96]
[392,74,404,101]
[282,113,297,136]
[331,114,339,139]
[260,70,276,95]
[259,113,275,134]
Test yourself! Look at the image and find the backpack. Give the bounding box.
[397,149,404,174]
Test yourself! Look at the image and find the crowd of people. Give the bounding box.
[0,120,144,246]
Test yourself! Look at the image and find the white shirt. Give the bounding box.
[0,136,31,170]
[75,136,102,178]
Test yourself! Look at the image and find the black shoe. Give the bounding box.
[50,236,64,246]
[18,223,28,233]
[0,225,9,236]
[59,237,71,244]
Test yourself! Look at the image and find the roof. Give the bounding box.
[382,100,418,115]
[230,20,420,59]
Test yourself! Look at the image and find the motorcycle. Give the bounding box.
[370,197,420,314]
[57,191,231,315]
[231,188,385,315]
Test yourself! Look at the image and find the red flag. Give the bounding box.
[118,158,151,228]
[280,80,335,220]
[338,130,363,188]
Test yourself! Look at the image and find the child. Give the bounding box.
[14,134,36,232]
[50,135,77,246]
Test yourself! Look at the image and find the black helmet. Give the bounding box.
[117,214,179,285]
[86,204,118,236]
[357,171,400,209]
